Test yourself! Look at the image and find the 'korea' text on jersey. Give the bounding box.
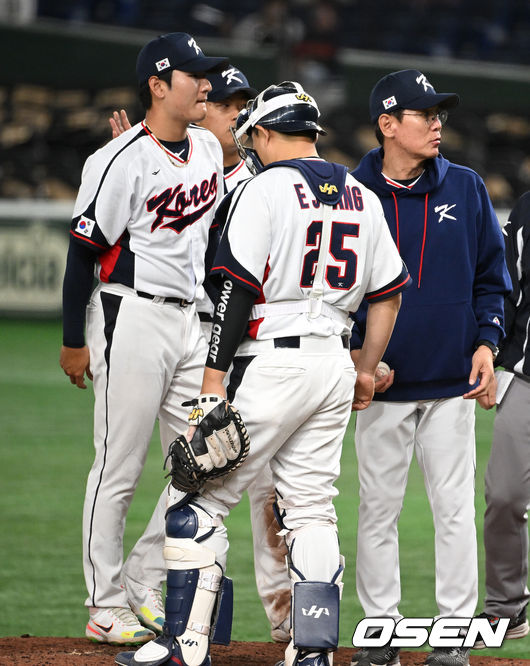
[70,122,224,301]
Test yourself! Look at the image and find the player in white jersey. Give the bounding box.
[199,66,293,644]
[116,81,410,666]
[60,33,228,645]
[109,66,292,643]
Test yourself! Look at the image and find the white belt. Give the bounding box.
[250,300,351,327]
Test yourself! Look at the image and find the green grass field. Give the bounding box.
[0,320,528,658]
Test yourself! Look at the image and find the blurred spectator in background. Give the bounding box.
[38,0,139,24]
[5,0,529,201]
[292,0,345,110]
[0,0,36,23]
[35,0,530,65]
[231,0,304,48]
[186,2,234,38]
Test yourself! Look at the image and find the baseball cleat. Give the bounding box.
[86,607,155,645]
[473,606,529,649]
[351,645,400,666]
[424,647,470,666]
[115,651,136,666]
[117,634,172,665]
[124,577,165,634]
[116,634,211,666]
[275,651,332,665]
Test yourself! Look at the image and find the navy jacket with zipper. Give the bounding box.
[350,148,511,401]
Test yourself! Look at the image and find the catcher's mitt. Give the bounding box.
[166,394,250,493]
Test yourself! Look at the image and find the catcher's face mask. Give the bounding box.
[230,105,263,176]
[231,81,326,176]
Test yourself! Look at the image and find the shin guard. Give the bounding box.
[290,556,344,658]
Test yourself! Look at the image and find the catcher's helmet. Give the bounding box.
[231,81,325,175]
[235,80,326,140]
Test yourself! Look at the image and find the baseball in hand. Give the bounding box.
[375,361,391,380]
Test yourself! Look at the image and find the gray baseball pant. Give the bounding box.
[483,374,530,617]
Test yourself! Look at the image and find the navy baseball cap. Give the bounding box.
[136,32,228,86]
[207,65,257,102]
[369,69,459,123]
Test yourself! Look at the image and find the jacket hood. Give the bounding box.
[353,148,450,196]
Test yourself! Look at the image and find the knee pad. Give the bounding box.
[164,501,222,571]
[166,501,220,542]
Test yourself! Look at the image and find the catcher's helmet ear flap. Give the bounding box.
[235,80,326,140]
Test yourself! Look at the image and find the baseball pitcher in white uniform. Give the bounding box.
[109,65,292,643]
[60,33,228,645]
[116,81,410,666]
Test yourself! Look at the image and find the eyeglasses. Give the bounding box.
[401,109,449,127]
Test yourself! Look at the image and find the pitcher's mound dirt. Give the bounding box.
[0,637,528,666]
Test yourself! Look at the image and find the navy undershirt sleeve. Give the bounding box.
[205,279,255,372]
[62,239,98,347]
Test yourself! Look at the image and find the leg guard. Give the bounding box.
[164,501,231,663]
[282,546,344,666]
[123,501,229,666]
[293,580,340,650]
[291,559,343,652]
[210,574,233,645]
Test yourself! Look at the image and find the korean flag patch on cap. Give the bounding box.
[383,95,397,110]
[156,57,170,72]
[75,217,95,237]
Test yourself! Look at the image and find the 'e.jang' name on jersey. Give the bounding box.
[70,121,224,301]
[211,158,410,340]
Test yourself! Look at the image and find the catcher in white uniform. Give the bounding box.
[109,65,292,643]
[199,65,292,643]
[116,81,410,666]
[60,33,228,645]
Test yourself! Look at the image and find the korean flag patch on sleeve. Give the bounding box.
[75,216,95,237]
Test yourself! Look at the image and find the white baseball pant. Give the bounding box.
[355,396,478,620]
[83,282,206,608]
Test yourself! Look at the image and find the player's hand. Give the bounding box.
[109,109,131,138]
[352,371,375,411]
[463,345,495,400]
[375,368,394,393]
[60,345,92,389]
[476,374,497,410]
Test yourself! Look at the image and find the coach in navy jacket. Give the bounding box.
[350,150,510,401]
[349,69,511,666]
